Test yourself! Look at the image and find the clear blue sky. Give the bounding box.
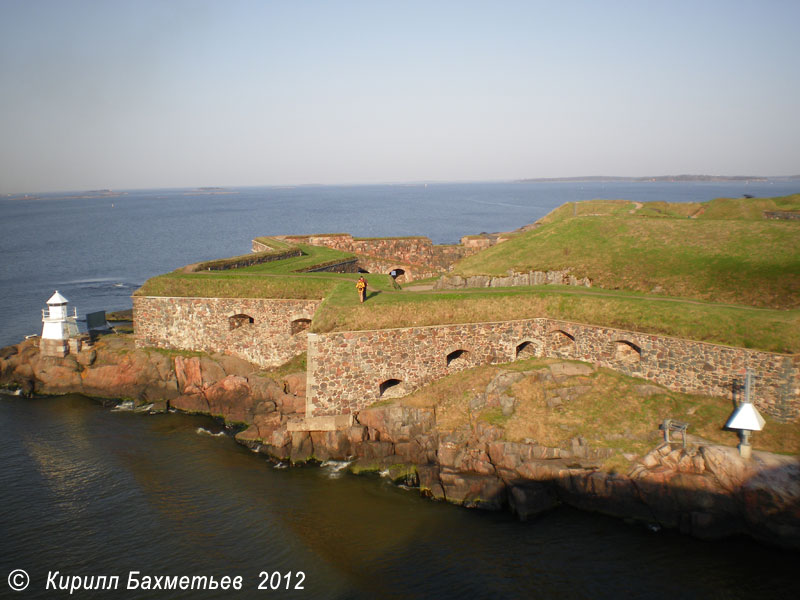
[1,0,798,193]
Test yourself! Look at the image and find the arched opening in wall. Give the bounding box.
[515,341,537,359]
[389,268,406,280]
[290,318,312,335]
[614,340,642,363]
[229,313,254,330]
[446,349,470,368]
[379,378,403,398]
[550,330,575,347]
[358,267,370,274]
[549,330,575,357]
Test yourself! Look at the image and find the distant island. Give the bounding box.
[6,189,126,201]
[516,175,800,183]
[187,186,239,195]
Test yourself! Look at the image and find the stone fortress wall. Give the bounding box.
[133,232,799,423]
[134,296,321,368]
[271,233,484,282]
[305,319,799,420]
[132,295,798,421]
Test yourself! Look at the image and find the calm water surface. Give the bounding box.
[1,394,796,599]
[1,182,799,598]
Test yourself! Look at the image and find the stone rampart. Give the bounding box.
[298,258,359,273]
[194,248,301,272]
[134,296,321,368]
[435,270,592,289]
[353,256,439,283]
[251,239,273,252]
[306,318,799,420]
[764,211,800,221]
[133,296,798,423]
[276,234,481,279]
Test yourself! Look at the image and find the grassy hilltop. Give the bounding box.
[453,194,800,309]
[135,194,800,354]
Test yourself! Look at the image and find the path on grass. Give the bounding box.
[185,268,787,314]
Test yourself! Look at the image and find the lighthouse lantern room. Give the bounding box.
[41,291,80,357]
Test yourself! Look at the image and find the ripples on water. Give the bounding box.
[1,394,796,599]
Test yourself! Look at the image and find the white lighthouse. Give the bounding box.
[41,291,80,357]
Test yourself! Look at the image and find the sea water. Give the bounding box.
[1,181,798,598]
[0,394,796,599]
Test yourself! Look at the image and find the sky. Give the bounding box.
[1,0,798,194]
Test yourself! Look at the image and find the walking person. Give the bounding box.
[356,276,368,303]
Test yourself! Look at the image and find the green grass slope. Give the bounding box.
[453,194,800,309]
[135,243,356,299]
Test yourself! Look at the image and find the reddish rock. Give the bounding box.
[81,354,155,399]
[171,393,210,414]
[31,355,82,392]
[174,356,202,392]
[290,431,313,464]
[507,481,560,520]
[274,391,305,414]
[437,440,463,469]
[0,345,19,360]
[147,352,173,382]
[234,425,261,444]
[354,441,394,460]
[12,362,34,381]
[394,440,428,464]
[215,354,256,378]
[439,471,506,509]
[310,430,351,461]
[204,375,254,423]
[200,357,226,385]
[76,349,97,367]
[283,372,306,396]
[247,375,279,403]
[347,425,368,444]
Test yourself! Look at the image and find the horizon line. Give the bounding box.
[3,174,800,198]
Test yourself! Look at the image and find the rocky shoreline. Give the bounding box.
[2,334,799,550]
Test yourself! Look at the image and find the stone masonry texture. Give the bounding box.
[306,318,799,419]
[276,234,479,279]
[134,296,321,368]
[134,298,799,422]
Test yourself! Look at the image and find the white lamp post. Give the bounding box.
[725,370,765,459]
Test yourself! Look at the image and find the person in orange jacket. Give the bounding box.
[356,276,367,303]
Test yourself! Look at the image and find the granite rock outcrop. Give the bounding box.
[2,335,798,550]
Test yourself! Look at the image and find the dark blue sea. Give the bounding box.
[1,181,798,598]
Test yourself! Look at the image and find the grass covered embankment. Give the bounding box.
[135,243,357,299]
[135,196,800,354]
[398,357,800,461]
[310,284,800,353]
[452,195,800,309]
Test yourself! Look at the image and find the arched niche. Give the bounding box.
[550,329,575,346]
[290,318,312,335]
[515,340,538,359]
[614,340,642,363]
[446,349,470,367]
[379,378,404,398]
[229,313,254,330]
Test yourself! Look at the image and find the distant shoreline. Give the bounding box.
[517,175,800,183]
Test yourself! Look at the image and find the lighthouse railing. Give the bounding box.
[42,307,78,320]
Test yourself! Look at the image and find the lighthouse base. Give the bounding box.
[40,338,68,357]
